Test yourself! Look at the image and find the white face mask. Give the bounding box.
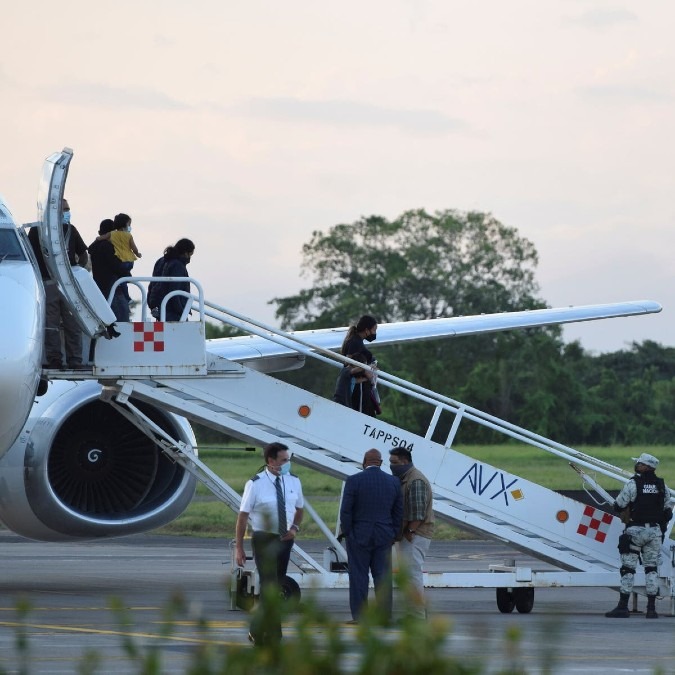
[280,462,292,475]
[62,211,71,225]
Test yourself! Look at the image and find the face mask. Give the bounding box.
[62,211,71,225]
[391,463,410,477]
[365,333,377,342]
[280,462,291,475]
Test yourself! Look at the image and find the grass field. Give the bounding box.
[157,444,675,540]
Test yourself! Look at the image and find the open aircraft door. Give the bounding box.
[37,147,117,338]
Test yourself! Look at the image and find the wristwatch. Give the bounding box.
[290,524,300,532]
[406,528,416,534]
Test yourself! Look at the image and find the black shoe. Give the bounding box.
[45,360,62,370]
[67,363,91,371]
[605,606,630,618]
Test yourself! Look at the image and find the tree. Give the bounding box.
[271,209,562,439]
[271,209,544,329]
[269,209,675,446]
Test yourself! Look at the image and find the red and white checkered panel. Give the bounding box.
[133,322,165,352]
[94,320,206,375]
[576,504,613,543]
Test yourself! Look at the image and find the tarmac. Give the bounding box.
[0,531,674,674]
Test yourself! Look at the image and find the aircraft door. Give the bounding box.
[37,147,116,337]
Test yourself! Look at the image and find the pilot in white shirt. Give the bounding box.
[235,442,304,646]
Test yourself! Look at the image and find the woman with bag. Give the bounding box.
[147,238,195,321]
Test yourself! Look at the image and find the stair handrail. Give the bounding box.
[196,297,648,492]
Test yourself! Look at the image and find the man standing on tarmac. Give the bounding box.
[605,452,673,619]
[235,442,304,647]
[340,448,402,623]
[389,447,435,618]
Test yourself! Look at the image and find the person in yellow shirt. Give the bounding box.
[97,212,141,302]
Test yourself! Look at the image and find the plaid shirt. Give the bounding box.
[406,478,430,522]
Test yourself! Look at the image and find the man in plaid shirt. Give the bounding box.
[389,447,435,618]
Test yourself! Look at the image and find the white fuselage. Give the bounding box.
[0,198,45,457]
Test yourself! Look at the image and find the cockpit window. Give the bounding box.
[0,229,26,261]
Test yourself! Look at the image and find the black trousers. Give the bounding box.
[250,531,293,644]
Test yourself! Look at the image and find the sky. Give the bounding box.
[1,0,672,353]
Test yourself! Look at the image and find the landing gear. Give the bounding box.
[496,587,534,613]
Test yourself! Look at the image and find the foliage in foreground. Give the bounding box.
[5,572,545,675]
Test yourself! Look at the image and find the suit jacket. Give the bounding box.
[340,466,403,548]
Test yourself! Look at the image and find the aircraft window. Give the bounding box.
[0,229,26,261]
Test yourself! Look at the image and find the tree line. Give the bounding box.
[205,209,674,446]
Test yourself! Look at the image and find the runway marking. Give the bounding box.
[0,619,363,637]
[0,621,240,647]
[167,621,247,628]
[0,607,160,612]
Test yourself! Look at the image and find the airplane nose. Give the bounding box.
[0,255,45,457]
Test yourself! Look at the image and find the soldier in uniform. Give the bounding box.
[605,453,673,619]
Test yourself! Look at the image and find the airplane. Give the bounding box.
[0,148,663,544]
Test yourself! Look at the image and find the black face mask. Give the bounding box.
[390,463,410,477]
[365,333,377,342]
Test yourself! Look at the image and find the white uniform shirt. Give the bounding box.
[239,469,304,534]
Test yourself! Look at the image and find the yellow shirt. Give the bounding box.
[110,230,137,262]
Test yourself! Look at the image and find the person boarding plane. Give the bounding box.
[0,149,670,619]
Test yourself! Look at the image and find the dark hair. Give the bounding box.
[113,213,131,230]
[356,315,377,332]
[99,218,115,235]
[389,447,412,463]
[341,314,378,355]
[164,238,195,259]
[264,442,289,463]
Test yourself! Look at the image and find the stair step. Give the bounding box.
[112,370,621,574]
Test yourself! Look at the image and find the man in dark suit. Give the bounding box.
[340,448,403,622]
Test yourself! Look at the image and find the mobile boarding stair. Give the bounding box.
[97,302,675,612]
[36,148,675,614]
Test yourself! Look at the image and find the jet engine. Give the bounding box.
[0,379,197,541]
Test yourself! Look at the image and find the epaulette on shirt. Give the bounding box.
[251,474,260,481]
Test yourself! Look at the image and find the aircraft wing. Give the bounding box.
[206,300,662,367]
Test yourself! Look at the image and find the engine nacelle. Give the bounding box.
[0,379,197,541]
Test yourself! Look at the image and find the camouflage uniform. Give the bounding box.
[616,477,669,595]
[605,453,672,619]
